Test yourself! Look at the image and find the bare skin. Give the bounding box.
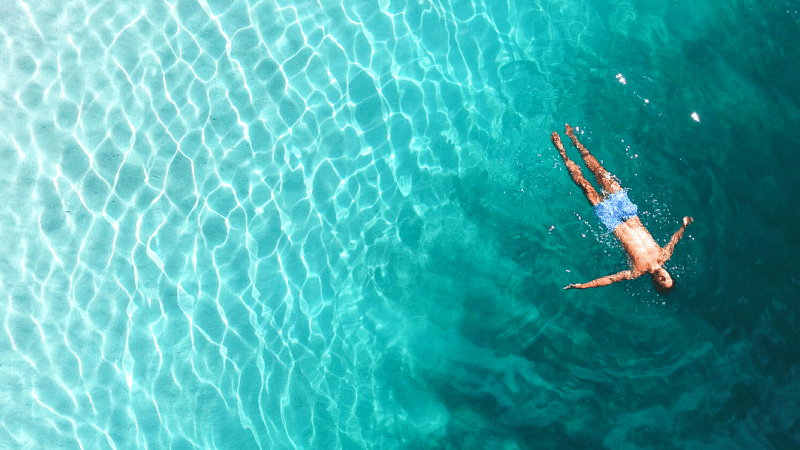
[551,124,693,291]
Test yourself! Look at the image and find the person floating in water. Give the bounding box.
[550,124,693,293]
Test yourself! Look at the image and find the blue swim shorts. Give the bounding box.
[594,190,638,231]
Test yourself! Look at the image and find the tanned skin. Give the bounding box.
[551,124,693,291]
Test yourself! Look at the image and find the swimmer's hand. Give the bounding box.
[563,270,637,290]
[659,217,693,264]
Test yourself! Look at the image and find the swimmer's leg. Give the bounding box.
[551,131,602,206]
[565,124,623,194]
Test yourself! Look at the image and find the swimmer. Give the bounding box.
[551,124,693,293]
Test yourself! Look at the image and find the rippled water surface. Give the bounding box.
[1,0,799,448]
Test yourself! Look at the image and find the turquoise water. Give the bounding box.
[1,0,799,448]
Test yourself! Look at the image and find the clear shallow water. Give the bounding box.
[1,0,799,448]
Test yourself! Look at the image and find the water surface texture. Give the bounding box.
[1,0,799,448]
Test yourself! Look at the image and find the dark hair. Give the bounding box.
[652,275,676,295]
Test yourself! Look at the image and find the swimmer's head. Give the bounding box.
[651,267,675,294]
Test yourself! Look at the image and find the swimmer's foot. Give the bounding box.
[565,123,583,151]
[565,123,576,138]
[551,131,569,159]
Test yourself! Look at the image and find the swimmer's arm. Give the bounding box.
[564,270,638,289]
[659,216,693,263]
